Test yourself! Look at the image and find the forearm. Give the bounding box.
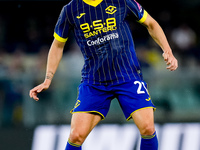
[44,39,65,84]
[145,16,172,54]
[29,39,65,101]
[142,14,178,71]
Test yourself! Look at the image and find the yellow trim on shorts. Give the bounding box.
[138,10,148,24]
[53,32,68,43]
[127,107,156,121]
[68,139,82,147]
[71,111,105,120]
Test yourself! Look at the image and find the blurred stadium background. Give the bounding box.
[0,0,200,150]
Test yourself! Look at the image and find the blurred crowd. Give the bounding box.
[0,2,200,127]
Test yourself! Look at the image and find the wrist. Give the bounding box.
[163,49,173,56]
[45,71,54,81]
[163,47,172,53]
[43,78,51,87]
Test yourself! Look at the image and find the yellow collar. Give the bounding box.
[82,0,103,7]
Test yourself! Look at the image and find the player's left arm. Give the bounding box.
[142,14,178,71]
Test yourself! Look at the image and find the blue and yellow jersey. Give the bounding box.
[54,0,148,85]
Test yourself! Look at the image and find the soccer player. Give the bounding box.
[29,0,178,150]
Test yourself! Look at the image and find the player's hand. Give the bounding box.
[162,51,178,71]
[29,80,51,101]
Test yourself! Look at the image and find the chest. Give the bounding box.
[69,0,126,37]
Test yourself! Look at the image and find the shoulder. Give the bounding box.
[59,0,76,18]
[126,0,143,10]
[64,0,78,7]
[61,0,80,15]
[61,0,75,11]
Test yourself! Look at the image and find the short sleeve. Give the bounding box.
[126,0,148,23]
[54,6,71,42]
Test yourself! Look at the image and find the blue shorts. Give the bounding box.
[71,80,156,121]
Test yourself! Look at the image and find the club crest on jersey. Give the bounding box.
[105,6,117,14]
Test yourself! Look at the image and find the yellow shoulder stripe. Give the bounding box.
[54,32,68,43]
[138,10,148,24]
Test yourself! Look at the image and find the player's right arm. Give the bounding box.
[29,39,65,101]
[30,4,71,101]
